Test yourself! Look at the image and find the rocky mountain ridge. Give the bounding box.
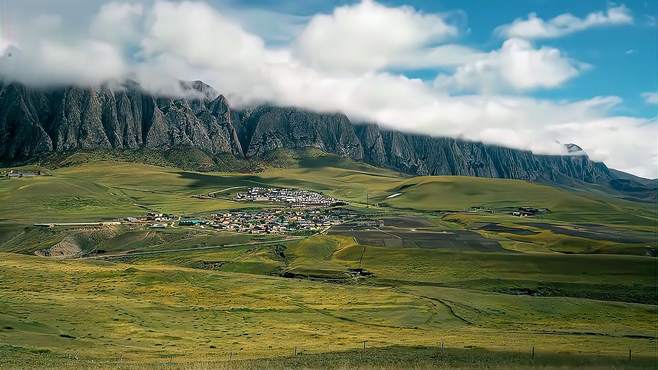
[0,81,243,162]
[233,105,614,185]
[1,81,654,199]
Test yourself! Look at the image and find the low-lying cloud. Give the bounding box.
[0,0,655,178]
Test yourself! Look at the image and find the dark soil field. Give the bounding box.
[525,222,656,244]
[329,227,505,252]
[381,216,434,228]
[479,223,539,235]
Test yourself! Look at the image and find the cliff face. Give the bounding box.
[236,106,363,160]
[353,124,611,183]
[0,81,243,161]
[0,81,637,191]
[236,112,611,185]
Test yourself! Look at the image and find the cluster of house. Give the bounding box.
[202,208,354,234]
[124,212,178,228]
[5,169,43,178]
[234,187,341,207]
[120,208,355,233]
[511,207,550,217]
[467,207,495,214]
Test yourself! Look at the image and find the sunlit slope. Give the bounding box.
[379,176,657,225]
[0,154,656,367]
[1,156,654,227]
[0,158,400,223]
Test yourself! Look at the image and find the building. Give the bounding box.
[179,219,206,226]
[7,170,41,178]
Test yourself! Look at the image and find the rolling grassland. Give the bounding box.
[0,156,655,368]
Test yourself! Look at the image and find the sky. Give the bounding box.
[0,0,656,178]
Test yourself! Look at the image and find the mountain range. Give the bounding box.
[0,80,655,200]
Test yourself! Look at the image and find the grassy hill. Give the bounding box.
[0,153,656,367]
[2,153,654,223]
[379,176,657,226]
[2,152,654,254]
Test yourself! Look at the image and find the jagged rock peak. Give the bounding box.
[179,80,219,101]
[564,143,586,155]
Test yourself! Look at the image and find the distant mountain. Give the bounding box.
[1,81,654,200]
[607,169,658,201]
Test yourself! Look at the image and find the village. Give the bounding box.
[126,207,355,234]
[205,208,354,233]
[33,183,357,235]
[234,187,343,207]
[35,208,356,234]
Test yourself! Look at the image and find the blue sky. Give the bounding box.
[222,0,658,118]
[1,0,656,176]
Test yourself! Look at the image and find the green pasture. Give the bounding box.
[0,253,655,368]
[0,154,656,368]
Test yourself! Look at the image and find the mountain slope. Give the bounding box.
[0,81,243,161]
[0,81,654,200]
[236,106,363,160]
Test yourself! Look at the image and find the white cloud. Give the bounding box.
[0,9,128,87]
[0,11,127,87]
[222,7,309,44]
[141,1,267,71]
[0,0,655,178]
[545,115,657,178]
[435,38,586,92]
[90,2,144,45]
[2,40,127,86]
[390,44,486,70]
[496,5,633,39]
[293,0,460,74]
[642,92,658,105]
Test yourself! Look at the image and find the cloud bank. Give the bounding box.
[0,1,655,178]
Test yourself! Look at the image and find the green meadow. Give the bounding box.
[0,153,656,368]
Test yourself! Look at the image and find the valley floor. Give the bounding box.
[0,157,656,368]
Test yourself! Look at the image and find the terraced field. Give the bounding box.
[0,154,656,368]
